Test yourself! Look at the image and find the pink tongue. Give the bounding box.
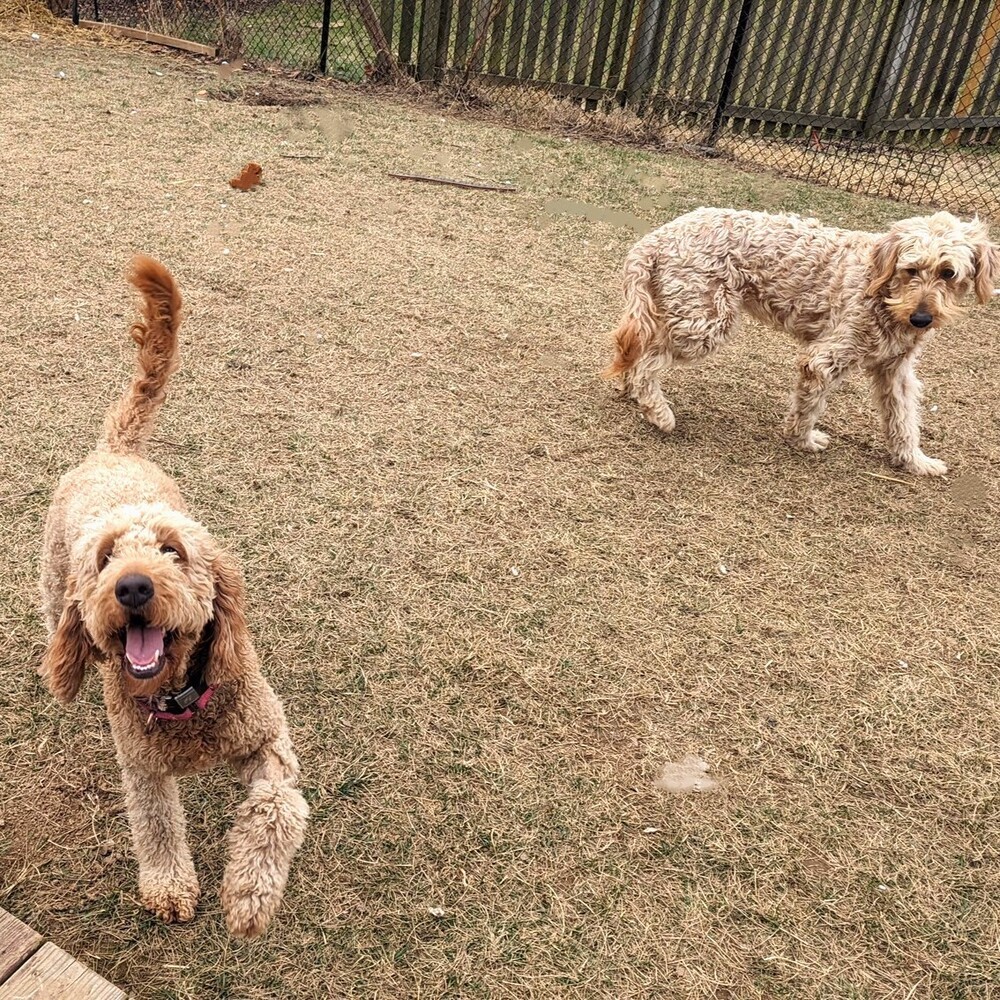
[125,625,164,665]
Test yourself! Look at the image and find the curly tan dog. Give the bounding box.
[39,256,308,938]
[606,208,999,475]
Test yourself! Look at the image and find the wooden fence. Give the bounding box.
[72,0,1000,145]
[374,0,1000,144]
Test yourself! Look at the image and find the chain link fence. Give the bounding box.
[61,0,1000,216]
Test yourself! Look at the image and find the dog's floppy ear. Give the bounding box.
[40,583,94,703]
[205,550,253,686]
[867,230,900,298]
[969,219,1000,304]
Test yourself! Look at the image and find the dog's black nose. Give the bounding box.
[909,312,933,328]
[115,573,155,609]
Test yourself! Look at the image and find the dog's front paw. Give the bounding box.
[139,871,199,923]
[221,780,308,938]
[787,428,830,452]
[220,870,279,939]
[900,452,948,476]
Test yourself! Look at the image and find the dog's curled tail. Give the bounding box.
[101,255,182,456]
[603,242,660,379]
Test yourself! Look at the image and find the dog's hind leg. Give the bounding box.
[626,352,676,432]
[626,292,742,432]
[121,766,200,923]
[221,730,309,939]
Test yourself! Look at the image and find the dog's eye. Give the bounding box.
[940,268,955,280]
[160,543,186,564]
[905,267,919,277]
[97,540,116,571]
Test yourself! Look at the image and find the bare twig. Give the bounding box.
[388,172,517,192]
[861,472,915,486]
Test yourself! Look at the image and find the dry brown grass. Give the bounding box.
[0,0,123,42]
[719,136,1000,221]
[2,26,1000,1000]
[0,0,69,33]
[207,78,327,107]
[446,82,1000,220]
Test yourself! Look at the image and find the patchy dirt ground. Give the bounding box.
[1,20,999,1000]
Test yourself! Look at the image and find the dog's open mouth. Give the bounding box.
[122,621,168,680]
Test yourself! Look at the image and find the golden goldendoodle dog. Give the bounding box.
[606,208,999,475]
[39,256,308,938]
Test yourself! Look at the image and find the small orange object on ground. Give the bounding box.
[229,162,263,191]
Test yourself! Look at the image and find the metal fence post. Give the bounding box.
[863,0,924,138]
[319,0,333,74]
[705,0,754,146]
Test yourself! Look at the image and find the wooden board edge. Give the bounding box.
[79,20,218,58]
[0,908,43,982]
[0,942,126,1000]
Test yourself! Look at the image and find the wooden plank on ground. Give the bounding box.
[0,908,42,981]
[79,20,218,57]
[0,942,125,1000]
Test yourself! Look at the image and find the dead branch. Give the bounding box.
[388,172,517,192]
